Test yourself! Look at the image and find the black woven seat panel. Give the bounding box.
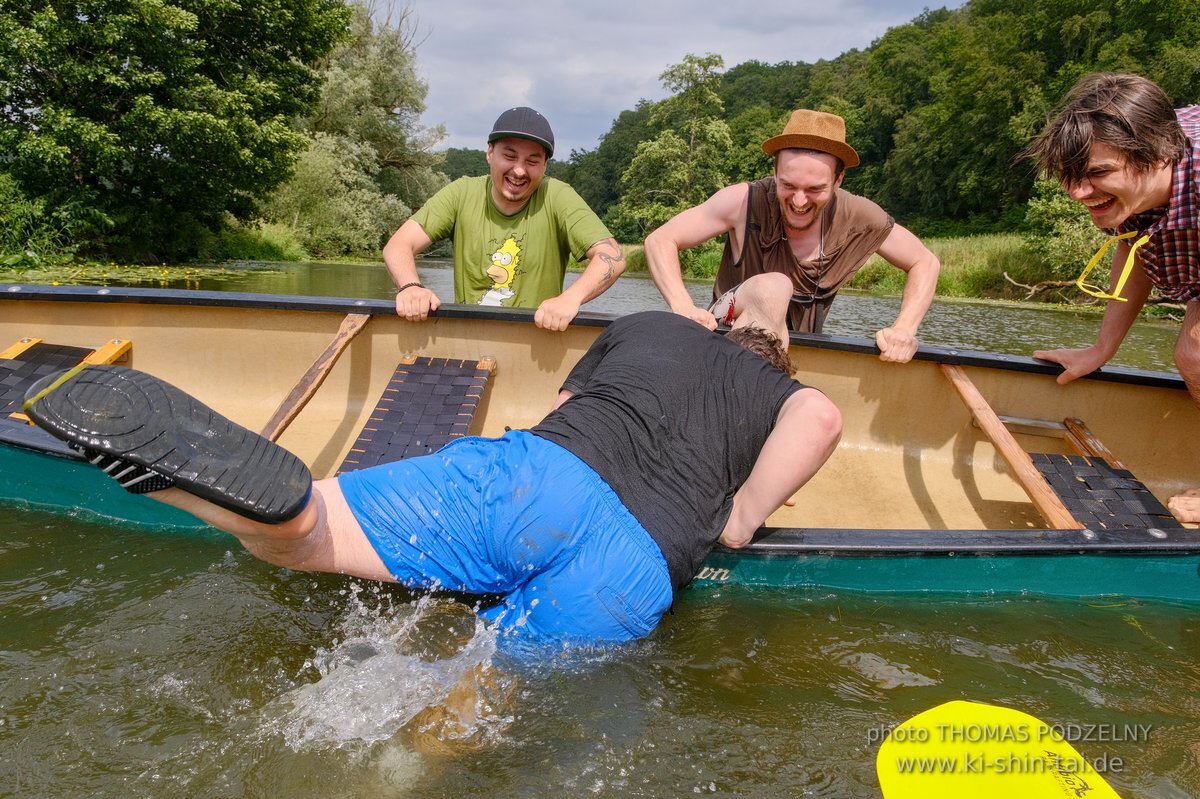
[0,343,93,416]
[337,357,492,473]
[1030,452,1183,529]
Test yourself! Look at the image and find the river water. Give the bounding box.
[133,258,1182,371]
[2,263,1197,798]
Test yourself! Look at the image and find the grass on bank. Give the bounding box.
[622,233,1041,300]
[0,232,1181,322]
[620,233,1185,317]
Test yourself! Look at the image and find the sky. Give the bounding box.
[392,0,970,157]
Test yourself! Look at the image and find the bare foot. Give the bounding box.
[405,662,518,756]
[1167,488,1200,524]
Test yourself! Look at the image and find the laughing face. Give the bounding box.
[486,138,548,215]
[774,150,843,234]
[1064,142,1174,229]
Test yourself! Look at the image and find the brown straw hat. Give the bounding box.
[761,109,860,168]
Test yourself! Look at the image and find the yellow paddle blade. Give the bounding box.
[876,700,1122,799]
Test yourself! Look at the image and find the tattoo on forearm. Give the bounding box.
[596,238,624,285]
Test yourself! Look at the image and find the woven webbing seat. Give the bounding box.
[1031,452,1182,530]
[1,342,95,417]
[337,356,495,474]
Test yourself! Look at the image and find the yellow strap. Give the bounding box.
[22,362,90,414]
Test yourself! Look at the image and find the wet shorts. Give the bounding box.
[337,431,673,645]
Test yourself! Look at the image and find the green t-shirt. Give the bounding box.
[411,176,612,308]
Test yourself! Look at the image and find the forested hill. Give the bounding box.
[2,0,1196,264]
[555,0,1200,239]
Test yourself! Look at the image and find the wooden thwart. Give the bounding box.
[1063,417,1127,470]
[989,414,1128,471]
[337,355,497,474]
[261,313,371,442]
[940,363,1082,529]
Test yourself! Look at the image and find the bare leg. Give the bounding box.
[1174,300,1200,406]
[1169,300,1200,523]
[148,477,396,580]
[726,272,792,344]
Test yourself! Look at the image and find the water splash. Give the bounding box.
[266,589,512,751]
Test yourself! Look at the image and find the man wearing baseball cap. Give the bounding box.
[643,109,939,362]
[384,106,623,331]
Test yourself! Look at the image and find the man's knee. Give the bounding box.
[743,273,792,301]
[738,273,792,316]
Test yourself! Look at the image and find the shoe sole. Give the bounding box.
[24,364,311,524]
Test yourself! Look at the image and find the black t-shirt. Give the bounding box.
[530,311,803,591]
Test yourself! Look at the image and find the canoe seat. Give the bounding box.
[1031,453,1182,530]
[944,364,1175,531]
[337,356,496,474]
[0,337,132,421]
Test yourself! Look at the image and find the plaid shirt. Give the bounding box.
[1116,106,1200,301]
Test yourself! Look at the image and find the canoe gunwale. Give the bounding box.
[744,525,1200,555]
[0,283,1186,390]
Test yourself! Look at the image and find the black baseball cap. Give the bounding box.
[488,106,555,158]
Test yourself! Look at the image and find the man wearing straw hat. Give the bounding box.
[644,109,940,362]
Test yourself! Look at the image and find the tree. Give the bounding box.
[262,133,409,257]
[608,54,732,242]
[299,3,445,212]
[725,106,783,184]
[0,0,351,261]
[439,148,488,180]
[557,103,655,220]
[263,2,445,257]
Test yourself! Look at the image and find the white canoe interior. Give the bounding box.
[1,291,1194,532]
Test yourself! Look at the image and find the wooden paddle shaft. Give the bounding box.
[260,312,371,442]
[940,363,1081,530]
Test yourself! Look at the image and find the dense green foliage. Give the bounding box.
[0,0,352,261]
[1021,178,1108,281]
[440,148,488,180]
[557,0,1200,237]
[3,0,1198,280]
[262,4,445,257]
[607,54,733,243]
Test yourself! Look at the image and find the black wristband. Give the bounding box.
[395,282,423,295]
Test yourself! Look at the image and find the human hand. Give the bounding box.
[534,294,581,331]
[1031,346,1109,385]
[673,304,718,331]
[394,285,440,321]
[875,327,918,363]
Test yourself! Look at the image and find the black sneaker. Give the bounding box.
[24,364,311,523]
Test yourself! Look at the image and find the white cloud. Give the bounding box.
[395,0,966,155]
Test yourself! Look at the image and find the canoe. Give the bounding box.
[2,283,1198,603]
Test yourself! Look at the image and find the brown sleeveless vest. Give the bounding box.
[714,178,894,332]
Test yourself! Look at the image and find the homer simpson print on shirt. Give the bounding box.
[478,235,521,306]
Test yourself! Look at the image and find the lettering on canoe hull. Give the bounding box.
[694,566,731,583]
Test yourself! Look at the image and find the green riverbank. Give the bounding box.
[0,232,1186,325]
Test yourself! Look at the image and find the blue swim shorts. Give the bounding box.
[337,431,673,644]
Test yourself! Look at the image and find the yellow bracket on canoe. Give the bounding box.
[0,336,43,360]
[84,338,132,365]
[21,361,90,415]
[13,337,132,423]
